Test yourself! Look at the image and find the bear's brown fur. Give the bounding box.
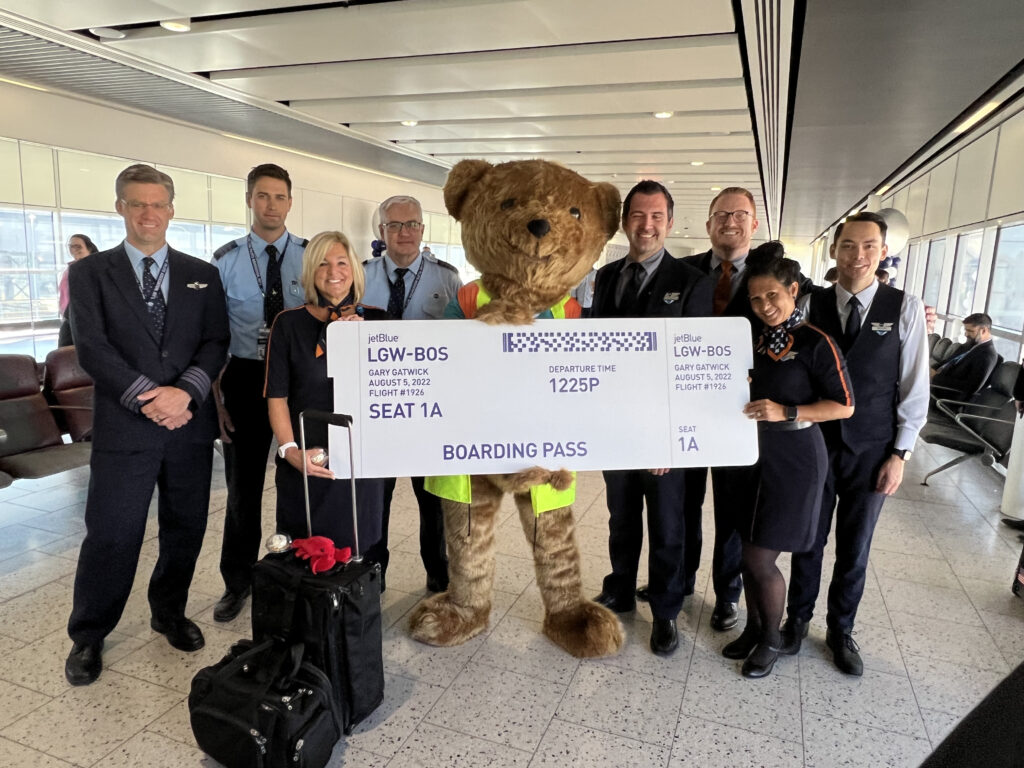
[408,159,625,658]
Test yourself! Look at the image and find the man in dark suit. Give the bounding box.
[675,187,763,634]
[592,180,713,655]
[64,164,230,686]
[781,211,929,675]
[931,312,999,400]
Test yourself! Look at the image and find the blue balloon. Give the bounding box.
[880,257,892,268]
[892,256,902,266]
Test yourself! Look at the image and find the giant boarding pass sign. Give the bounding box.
[326,317,758,479]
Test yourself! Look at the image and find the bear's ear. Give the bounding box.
[593,182,622,240]
[444,159,492,221]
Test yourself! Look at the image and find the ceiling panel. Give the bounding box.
[292,81,747,124]
[0,0,325,30]
[403,135,754,155]
[209,36,741,101]
[349,112,753,142]
[0,0,776,246]
[102,0,735,74]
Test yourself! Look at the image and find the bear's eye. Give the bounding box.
[569,207,581,219]
[500,198,515,210]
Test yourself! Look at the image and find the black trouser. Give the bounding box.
[69,442,212,644]
[601,468,689,619]
[218,356,274,595]
[787,440,888,632]
[365,476,448,583]
[686,466,749,603]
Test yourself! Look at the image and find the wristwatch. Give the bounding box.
[785,406,798,422]
[893,448,912,461]
[277,441,298,459]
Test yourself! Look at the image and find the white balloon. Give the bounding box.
[877,208,910,254]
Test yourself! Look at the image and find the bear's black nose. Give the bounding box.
[527,219,550,239]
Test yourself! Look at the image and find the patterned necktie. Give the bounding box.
[263,243,283,325]
[142,256,166,338]
[388,267,409,318]
[713,260,734,315]
[619,262,645,313]
[843,295,862,351]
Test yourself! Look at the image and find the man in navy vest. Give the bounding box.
[781,211,929,675]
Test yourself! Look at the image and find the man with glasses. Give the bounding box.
[362,195,462,592]
[663,188,763,635]
[64,164,229,685]
[931,312,999,400]
[209,164,307,623]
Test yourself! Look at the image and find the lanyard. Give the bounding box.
[246,234,286,296]
[387,257,426,313]
[133,254,170,304]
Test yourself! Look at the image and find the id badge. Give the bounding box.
[257,324,270,360]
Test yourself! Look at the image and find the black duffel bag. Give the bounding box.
[189,639,340,768]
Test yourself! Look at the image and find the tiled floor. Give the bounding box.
[0,442,1021,767]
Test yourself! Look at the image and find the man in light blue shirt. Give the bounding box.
[210,163,307,622]
[363,195,462,592]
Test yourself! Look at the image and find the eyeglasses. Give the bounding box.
[383,220,424,233]
[709,210,752,222]
[121,200,172,212]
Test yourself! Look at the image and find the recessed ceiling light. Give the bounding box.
[667,180,674,184]
[875,184,892,196]
[652,111,674,119]
[673,231,680,235]
[690,161,704,167]
[400,120,418,127]
[710,186,721,191]
[954,101,1000,134]
[159,18,191,32]
[89,26,126,39]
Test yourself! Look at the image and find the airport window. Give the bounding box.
[921,238,946,308]
[947,230,983,318]
[987,222,1024,334]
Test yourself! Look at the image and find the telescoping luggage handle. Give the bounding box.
[298,409,362,561]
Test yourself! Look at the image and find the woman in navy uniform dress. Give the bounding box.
[265,231,388,552]
[724,243,855,678]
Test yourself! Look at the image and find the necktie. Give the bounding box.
[263,243,283,325]
[713,260,734,315]
[619,262,645,314]
[843,296,862,350]
[142,256,166,338]
[388,267,409,318]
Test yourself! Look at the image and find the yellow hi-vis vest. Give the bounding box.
[424,280,578,514]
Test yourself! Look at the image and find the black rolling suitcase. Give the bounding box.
[251,410,384,734]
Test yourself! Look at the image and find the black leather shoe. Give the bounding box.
[426,574,448,593]
[594,591,636,613]
[826,628,863,676]
[212,588,250,623]
[65,642,103,686]
[722,625,760,660]
[778,617,809,655]
[151,617,205,652]
[741,642,779,678]
[650,618,679,656]
[710,600,738,631]
[1001,517,1024,531]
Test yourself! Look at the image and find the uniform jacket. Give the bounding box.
[69,243,230,450]
[592,250,713,319]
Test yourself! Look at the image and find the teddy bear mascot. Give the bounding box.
[409,159,625,658]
